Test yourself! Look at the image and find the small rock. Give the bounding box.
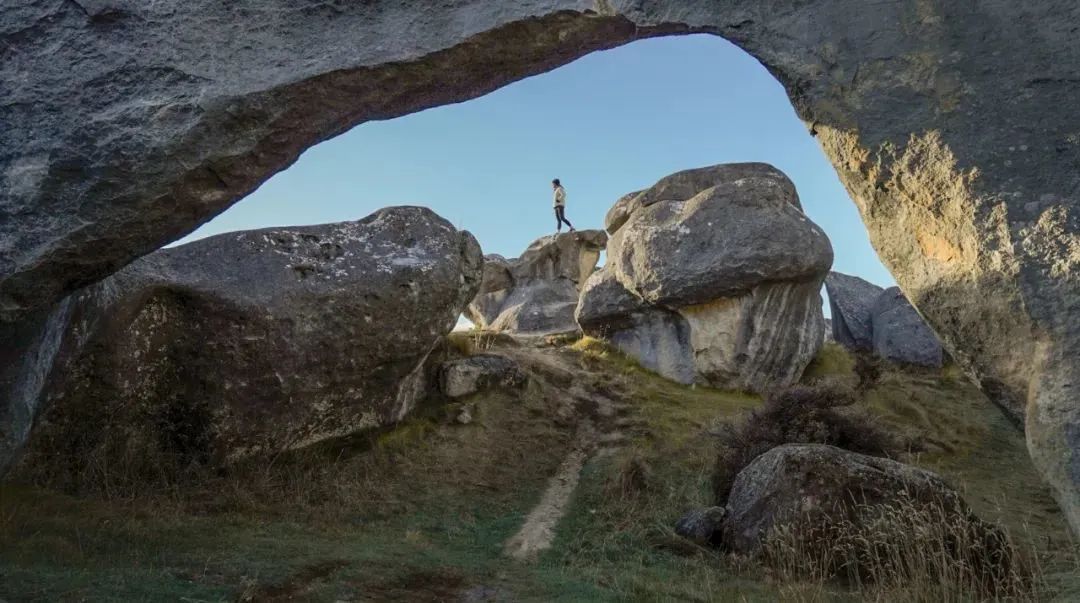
[439,354,527,398]
[674,506,726,547]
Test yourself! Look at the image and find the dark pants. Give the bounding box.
[555,205,574,231]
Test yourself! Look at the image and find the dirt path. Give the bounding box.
[503,420,596,561]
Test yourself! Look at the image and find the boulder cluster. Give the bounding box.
[466,231,607,336]
[825,271,944,367]
[575,163,833,393]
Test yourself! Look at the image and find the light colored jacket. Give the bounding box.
[553,185,566,207]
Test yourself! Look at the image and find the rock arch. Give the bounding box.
[3,1,1080,534]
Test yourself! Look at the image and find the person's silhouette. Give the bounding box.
[552,178,574,233]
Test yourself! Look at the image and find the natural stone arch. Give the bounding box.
[3,2,1080,535]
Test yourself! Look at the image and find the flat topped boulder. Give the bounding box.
[467,230,606,336]
[14,207,482,484]
[580,163,830,392]
[608,163,832,308]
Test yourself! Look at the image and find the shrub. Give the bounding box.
[711,382,897,505]
[853,352,884,391]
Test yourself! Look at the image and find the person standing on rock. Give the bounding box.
[552,178,575,233]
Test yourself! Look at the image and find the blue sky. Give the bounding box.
[179,34,895,311]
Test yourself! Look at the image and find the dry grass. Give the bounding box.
[761,492,1044,602]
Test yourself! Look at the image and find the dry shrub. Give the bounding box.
[603,454,653,502]
[853,353,884,391]
[711,382,897,505]
[761,492,1042,601]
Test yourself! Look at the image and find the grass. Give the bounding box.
[1,336,1076,601]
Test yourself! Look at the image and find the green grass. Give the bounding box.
[1,337,1076,601]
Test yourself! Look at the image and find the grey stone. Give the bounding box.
[582,164,829,392]
[608,163,831,308]
[674,506,726,547]
[825,271,884,352]
[468,231,605,336]
[439,354,527,399]
[11,207,481,478]
[871,287,945,368]
[3,0,1080,537]
[721,444,989,555]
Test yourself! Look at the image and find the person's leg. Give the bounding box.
[555,206,563,232]
[561,207,574,231]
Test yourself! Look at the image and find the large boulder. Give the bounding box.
[13,207,482,483]
[721,444,996,556]
[579,164,831,392]
[872,287,945,368]
[467,231,606,336]
[824,272,884,351]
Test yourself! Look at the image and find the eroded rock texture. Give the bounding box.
[721,444,999,557]
[825,272,884,351]
[467,231,606,336]
[578,163,831,392]
[12,207,482,485]
[3,0,1080,535]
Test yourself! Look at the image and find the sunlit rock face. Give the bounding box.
[467,231,606,336]
[578,163,831,393]
[3,1,1080,535]
[10,207,481,485]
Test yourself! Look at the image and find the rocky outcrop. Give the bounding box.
[872,287,945,368]
[4,0,1080,537]
[824,272,883,351]
[439,354,527,399]
[826,272,944,368]
[578,164,831,392]
[721,444,995,555]
[675,506,726,548]
[12,207,482,482]
[467,231,606,336]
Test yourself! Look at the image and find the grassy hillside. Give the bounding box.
[1,336,1075,601]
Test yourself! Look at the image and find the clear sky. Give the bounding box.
[178,34,896,313]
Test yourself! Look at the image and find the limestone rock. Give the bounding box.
[581,164,830,392]
[439,354,527,399]
[467,231,606,336]
[721,444,990,555]
[3,0,1080,537]
[608,163,830,308]
[674,506,726,548]
[872,287,945,368]
[13,207,482,481]
[825,272,884,351]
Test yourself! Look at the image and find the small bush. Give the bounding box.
[853,353,884,391]
[711,382,898,505]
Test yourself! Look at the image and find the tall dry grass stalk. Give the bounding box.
[760,492,1044,602]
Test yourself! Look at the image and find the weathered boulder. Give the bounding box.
[824,272,884,351]
[439,354,527,399]
[580,164,830,392]
[721,444,992,555]
[467,231,606,336]
[4,0,1080,537]
[13,207,482,483]
[674,506,726,548]
[872,287,945,368]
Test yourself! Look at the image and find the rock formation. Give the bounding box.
[871,287,945,368]
[824,272,884,351]
[721,444,998,556]
[12,207,481,483]
[577,164,831,393]
[439,354,527,399]
[826,272,944,368]
[3,0,1080,537]
[467,231,606,336]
